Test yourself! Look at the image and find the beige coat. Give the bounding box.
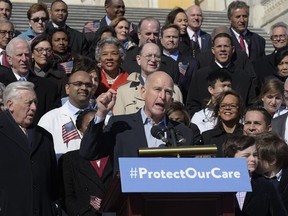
[113,72,183,115]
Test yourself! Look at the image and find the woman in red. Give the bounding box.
[94,37,128,96]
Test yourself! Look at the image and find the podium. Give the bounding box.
[101,172,235,216]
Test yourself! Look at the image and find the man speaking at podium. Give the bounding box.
[80,71,201,172]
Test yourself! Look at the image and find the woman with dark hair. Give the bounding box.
[166,101,191,127]
[274,46,288,82]
[18,3,49,41]
[203,90,244,156]
[255,78,285,118]
[94,37,128,96]
[50,28,74,75]
[165,7,191,54]
[30,34,67,97]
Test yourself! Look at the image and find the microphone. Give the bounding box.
[151,125,168,144]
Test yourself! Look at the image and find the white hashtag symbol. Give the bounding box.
[130,168,138,178]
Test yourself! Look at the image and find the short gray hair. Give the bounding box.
[6,37,31,56]
[270,22,288,36]
[3,81,35,109]
[95,37,126,62]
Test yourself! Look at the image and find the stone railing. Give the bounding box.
[261,0,288,27]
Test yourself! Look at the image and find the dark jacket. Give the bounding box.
[58,150,113,216]
[0,111,58,216]
[202,123,243,157]
[79,110,202,173]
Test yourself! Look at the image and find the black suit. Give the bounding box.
[59,150,113,216]
[0,111,57,216]
[0,66,60,123]
[79,110,202,172]
[235,175,287,216]
[186,62,256,116]
[172,51,199,103]
[46,22,89,56]
[280,167,288,213]
[272,112,288,139]
[230,28,265,63]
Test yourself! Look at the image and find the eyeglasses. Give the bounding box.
[30,17,48,23]
[68,81,93,89]
[0,30,14,37]
[142,54,161,62]
[34,48,52,55]
[219,104,239,110]
[271,34,287,41]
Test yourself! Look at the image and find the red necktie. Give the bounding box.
[1,50,10,68]
[239,34,246,53]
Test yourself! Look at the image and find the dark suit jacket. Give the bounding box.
[230,28,265,63]
[46,22,89,56]
[59,150,113,216]
[175,51,199,103]
[280,167,288,213]
[272,112,288,139]
[0,66,60,123]
[79,110,202,172]
[235,175,287,216]
[0,111,57,216]
[186,62,256,116]
[121,46,179,82]
[199,30,212,51]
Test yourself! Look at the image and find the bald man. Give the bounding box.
[80,71,201,173]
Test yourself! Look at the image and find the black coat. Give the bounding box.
[0,111,57,216]
[202,123,243,157]
[0,66,60,123]
[58,150,113,216]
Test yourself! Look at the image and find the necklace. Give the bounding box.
[106,75,119,85]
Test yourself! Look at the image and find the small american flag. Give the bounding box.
[62,121,80,146]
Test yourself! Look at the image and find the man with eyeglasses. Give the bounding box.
[0,19,14,68]
[254,22,288,90]
[46,0,89,56]
[186,32,256,116]
[121,16,180,83]
[113,42,182,115]
[0,37,60,123]
[38,70,94,159]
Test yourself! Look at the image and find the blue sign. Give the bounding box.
[119,158,252,193]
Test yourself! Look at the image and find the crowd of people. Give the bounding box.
[0,0,288,215]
